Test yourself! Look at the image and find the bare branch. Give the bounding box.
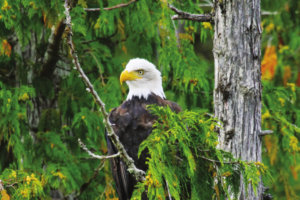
[79,161,105,195]
[64,0,145,182]
[0,180,4,191]
[84,0,137,12]
[165,180,172,200]
[78,139,120,160]
[259,130,273,136]
[89,52,105,86]
[4,182,17,190]
[261,11,278,15]
[40,20,66,77]
[199,155,239,164]
[168,4,212,22]
[198,3,213,7]
[197,0,214,8]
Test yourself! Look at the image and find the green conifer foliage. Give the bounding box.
[132,106,270,200]
[0,0,299,199]
[261,0,300,199]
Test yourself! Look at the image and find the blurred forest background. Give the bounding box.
[0,0,299,199]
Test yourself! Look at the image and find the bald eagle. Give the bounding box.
[107,58,181,200]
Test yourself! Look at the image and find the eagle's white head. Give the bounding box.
[120,58,166,100]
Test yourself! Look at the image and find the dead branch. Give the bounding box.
[79,161,105,195]
[166,180,172,200]
[199,155,239,164]
[168,4,212,22]
[259,130,273,136]
[78,139,120,160]
[84,0,137,12]
[64,0,145,182]
[0,180,4,191]
[40,20,66,77]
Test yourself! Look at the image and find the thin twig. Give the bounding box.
[78,139,120,160]
[56,65,72,72]
[89,52,105,86]
[0,180,4,191]
[168,4,212,22]
[81,39,99,44]
[199,155,239,164]
[5,182,17,190]
[205,113,214,117]
[197,148,211,152]
[79,161,105,195]
[175,155,183,162]
[40,20,66,77]
[165,180,172,200]
[84,0,137,12]
[261,11,278,15]
[198,0,213,7]
[198,3,213,7]
[64,0,145,182]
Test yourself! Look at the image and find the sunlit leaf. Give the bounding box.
[261,45,277,80]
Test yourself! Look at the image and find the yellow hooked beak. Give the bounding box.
[120,70,142,85]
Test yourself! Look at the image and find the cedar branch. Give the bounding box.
[84,0,137,12]
[64,0,145,182]
[168,4,212,22]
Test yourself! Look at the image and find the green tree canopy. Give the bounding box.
[0,0,299,199]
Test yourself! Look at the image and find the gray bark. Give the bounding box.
[213,0,262,199]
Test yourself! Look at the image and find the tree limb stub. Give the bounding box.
[168,4,213,22]
[64,0,145,182]
[84,0,138,12]
[40,20,66,78]
[259,130,273,136]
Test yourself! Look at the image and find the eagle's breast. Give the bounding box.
[107,57,181,200]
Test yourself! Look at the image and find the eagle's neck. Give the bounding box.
[126,80,165,100]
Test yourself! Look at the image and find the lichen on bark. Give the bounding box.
[213,0,263,199]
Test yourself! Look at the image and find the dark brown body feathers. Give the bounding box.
[106,94,181,200]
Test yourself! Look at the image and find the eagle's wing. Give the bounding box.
[105,130,130,200]
[106,95,181,200]
[164,99,182,113]
[152,95,181,113]
[106,106,135,200]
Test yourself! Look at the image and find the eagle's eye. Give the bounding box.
[137,70,144,75]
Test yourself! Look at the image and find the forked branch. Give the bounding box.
[64,0,145,182]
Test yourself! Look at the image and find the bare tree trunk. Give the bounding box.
[213,0,262,199]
